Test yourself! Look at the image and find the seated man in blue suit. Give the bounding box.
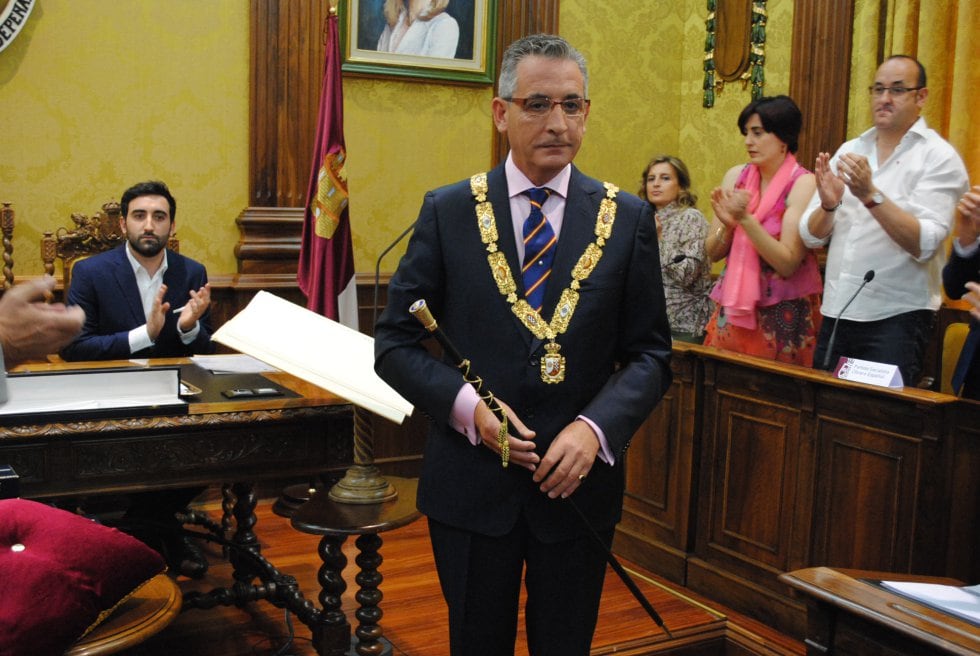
[62,180,213,577]
[944,184,980,399]
[62,181,212,360]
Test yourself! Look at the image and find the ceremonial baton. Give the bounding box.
[408,298,672,637]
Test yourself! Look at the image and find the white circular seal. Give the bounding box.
[0,0,36,54]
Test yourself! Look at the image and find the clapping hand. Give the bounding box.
[813,152,846,210]
[955,186,980,245]
[710,187,750,228]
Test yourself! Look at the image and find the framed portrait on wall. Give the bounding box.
[341,0,496,84]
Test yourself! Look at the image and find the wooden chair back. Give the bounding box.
[41,201,178,287]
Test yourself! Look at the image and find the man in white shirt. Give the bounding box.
[800,55,969,385]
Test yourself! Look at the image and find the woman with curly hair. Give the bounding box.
[639,154,713,342]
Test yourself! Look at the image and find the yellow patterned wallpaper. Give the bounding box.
[0,0,248,276]
[343,77,491,271]
[0,0,796,279]
[563,0,795,215]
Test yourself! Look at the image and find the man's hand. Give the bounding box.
[0,276,84,367]
[474,397,539,471]
[836,153,875,203]
[965,282,980,322]
[177,283,211,333]
[813,152,846,209]
[533,419,599,499]
[955,186,980,246]
[146,284,171,342]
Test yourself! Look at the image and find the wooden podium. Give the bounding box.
[780,567,980,655]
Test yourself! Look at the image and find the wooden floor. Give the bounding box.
[136,494,803,656]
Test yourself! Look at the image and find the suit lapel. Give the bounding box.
[110,246,147,325]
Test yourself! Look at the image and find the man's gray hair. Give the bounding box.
[497,34,589,99]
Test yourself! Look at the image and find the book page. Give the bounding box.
[211,291,413,424]
[881,581,980,625]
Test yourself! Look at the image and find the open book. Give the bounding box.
[211,291,413,424]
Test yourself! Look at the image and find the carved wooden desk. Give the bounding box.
[780,567,980,655]
[1,358,352,499]
[1,358,355,655]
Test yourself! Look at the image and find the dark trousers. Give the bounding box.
[814,309,935,386]
[428,514,611,656]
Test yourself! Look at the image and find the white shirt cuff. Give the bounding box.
[129,325,154,353]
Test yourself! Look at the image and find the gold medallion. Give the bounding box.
[541,342,566,384]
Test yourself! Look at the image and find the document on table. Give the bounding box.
[211,291,413,424]
[191,353,280,374]
[881,580,980,625]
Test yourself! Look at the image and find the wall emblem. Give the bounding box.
[0,0,35,54]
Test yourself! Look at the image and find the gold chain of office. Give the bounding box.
[469,173,619,384]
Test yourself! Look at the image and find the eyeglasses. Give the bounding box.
[504,96,590,117]
[868,85,923,97]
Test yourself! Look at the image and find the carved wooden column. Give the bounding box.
[1,203,13,289]
[789,0,855,169]
[240,0,330,275]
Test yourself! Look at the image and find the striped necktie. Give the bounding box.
[522,187,555,312]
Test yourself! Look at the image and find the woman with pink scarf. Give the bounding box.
[703,95,823,365]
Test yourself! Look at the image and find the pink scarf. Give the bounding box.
[714,153,799,330]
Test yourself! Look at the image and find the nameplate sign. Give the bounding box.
[833,357,904,389]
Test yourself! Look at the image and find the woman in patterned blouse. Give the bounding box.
[639,154,714,342]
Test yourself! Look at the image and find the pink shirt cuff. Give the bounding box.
[450,383,614,464]
[450,383,481,445]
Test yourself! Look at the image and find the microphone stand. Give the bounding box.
[408,299,673,638]
[327,220,418,505]
[822,270,875,370]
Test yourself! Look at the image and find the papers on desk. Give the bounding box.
[881,581,980,625]
[211,291,413,424]
[191,354,280,374]
[0,368,186,419]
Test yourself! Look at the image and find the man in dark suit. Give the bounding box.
[61,181,211,361]
[374,35,672,656]
[944,185,980,399]
[61,180,213,577]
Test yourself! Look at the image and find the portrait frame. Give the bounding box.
[340,0,497,85]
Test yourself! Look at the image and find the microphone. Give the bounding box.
[373,220,417,329]
[670,253,700,264]
[821,269,875,370]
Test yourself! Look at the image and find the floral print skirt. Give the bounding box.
[703,294,822,367]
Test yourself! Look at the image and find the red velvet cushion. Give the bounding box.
[0,498,165,656]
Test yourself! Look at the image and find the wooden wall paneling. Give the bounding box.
[947,401,980,583]
[789,0,855,171]
[618,346,701,584]
[696,363,804,589]
[249,0,326,208]
[811,418,918,571]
